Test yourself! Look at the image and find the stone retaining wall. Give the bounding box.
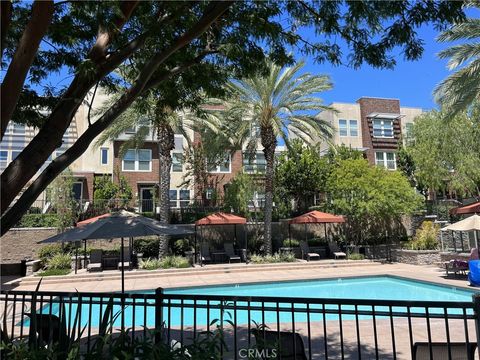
[392,249,441,265]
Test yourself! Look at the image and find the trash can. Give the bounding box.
[20,259,27,277]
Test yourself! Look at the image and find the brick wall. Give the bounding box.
[357,97,401,165]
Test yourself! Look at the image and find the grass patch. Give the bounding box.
[250,252,296,264]
[37,268,71,277]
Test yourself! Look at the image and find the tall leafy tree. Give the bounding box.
[1,1,466,235]
[327,158,422,244]
[407,109,480,198]
[212,61,334,253]
[434,16,480,115]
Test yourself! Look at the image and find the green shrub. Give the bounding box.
[406,221,440,250]
[347,252,365,260]
[134,238,159,258]
[139,256,191,270]
[16,214,60,228]
[139,258,162,270]
[47,253,71,270]
[307,237,325,246]
[250,252,296,264]
[37,268,71,277]
[38,244,63,264]
[172,238,192,255]
[282,239,299,247]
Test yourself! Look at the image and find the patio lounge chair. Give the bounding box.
[87,249,103,272]
[413,342,477,360]
[26,313,67,345]
[224,243,241,263]
[445,259,468,277]
[300,241,320,261]
[118,247,131,270]
[328,242,346,259]
[251,328,307,360]
[200,243,212,264]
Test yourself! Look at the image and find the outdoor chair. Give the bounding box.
[118,247,131,270]
[299,241,320,261]
[445,259,468,277]
[26,313,67,345]
[87,249,103,272]
[200,243,212,264]
[328,242,346,259]
[413,342,477,360]
[251,328,307,360]
[224,243,241,263]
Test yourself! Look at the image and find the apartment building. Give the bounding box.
[317,97,423,169]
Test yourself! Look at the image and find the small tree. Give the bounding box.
[94,170,133,210]
[47,169,76,232]
[224,172,256,217]
[276,140,325,214]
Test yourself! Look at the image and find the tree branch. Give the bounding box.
[0,1,232,231]
[1,0,54,140]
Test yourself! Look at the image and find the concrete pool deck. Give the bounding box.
[3,260,477,293]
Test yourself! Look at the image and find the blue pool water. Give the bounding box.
[33,276,478,328]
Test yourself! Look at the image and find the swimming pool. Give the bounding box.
[35,276,478,328]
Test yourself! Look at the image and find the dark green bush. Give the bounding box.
[172,238,193,255]
[282,238,300,247]
[133,238,159,258]
[16,214,60,228]
[38,243,74,265]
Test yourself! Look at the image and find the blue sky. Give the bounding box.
[297,7,480,111]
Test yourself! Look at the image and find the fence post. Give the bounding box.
[473,294,480,347]
[155,287,164,344]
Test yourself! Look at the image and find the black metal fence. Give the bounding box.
[1,288,479,359]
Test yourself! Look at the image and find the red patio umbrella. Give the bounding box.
[76,213,111,226]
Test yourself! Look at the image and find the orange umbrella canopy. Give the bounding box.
[195,212,247,226]
[450,201,480,215]
[288,210,345,224]
[76,213,111,227]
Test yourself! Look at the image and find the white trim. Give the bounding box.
[339,119,359,137]
[122,149,152,172]
[372,119,394,138]
[375,151,397,170]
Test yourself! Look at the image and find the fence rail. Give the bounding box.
[1,288,479,359]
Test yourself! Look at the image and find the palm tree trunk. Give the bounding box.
[157,121,175,259]
[261,125,277,255]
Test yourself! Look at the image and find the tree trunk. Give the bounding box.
[1,0,54,139]
[157,119,175,259]
[261,125,277,255]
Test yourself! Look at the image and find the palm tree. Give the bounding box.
[434,18,480,115]
[96,97,193,259]
[211,60,334,254]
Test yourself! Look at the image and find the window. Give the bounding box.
[174,135,183,151]
[375,152,396,170]
[122,149,152,171]
[11,151,21,160]
[205,188,214,200]
[339,119,348,137]
[405,123,414,140]
[55,150,64,159]
[339,119,358,137]
[243,152,266,173]
[179,190,190,208]
[125,126,136,134]
[172,153,183,172]
[72,182,83,200]
[249,191,265,208]
[0,151,7,162]
[101,148,108,165]
[12,123,25,135]
[169,190,178,208]
[349,120,358,136]
[372,119,394,138]
[208,153,231,173]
